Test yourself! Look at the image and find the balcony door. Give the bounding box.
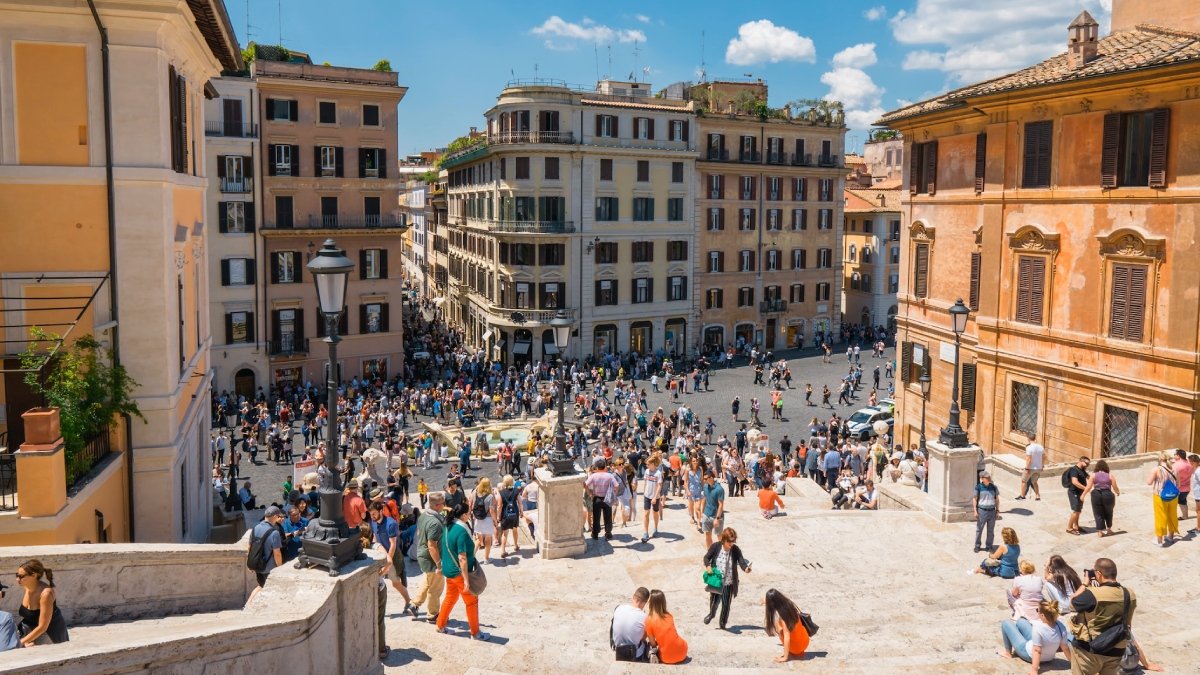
[321,197,338,227]
[223,98,242,136]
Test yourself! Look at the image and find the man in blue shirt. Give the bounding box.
[0,581,19,652]
[701,471,725,548]
[369,501,416,617]
[280,506,309,560]
[823,446,843,492]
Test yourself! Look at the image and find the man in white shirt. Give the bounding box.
[1017,432,1045,500]
[641,456,665,543]
[611,587,650,662]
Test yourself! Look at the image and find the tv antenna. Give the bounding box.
[699,30,707,82]
[632,39,640,81]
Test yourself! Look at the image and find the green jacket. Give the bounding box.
[1070,583,1136,654]
[440,519,475,579]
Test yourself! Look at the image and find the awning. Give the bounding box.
[482,329,494,341]
[433,297,447,306]
[543,343,559,355]
[512,342,531,355]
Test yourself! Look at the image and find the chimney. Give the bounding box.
[1068,11,1099,68]
[877,193,886,206]
[726,100,735,114]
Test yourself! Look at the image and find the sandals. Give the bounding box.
[1066,529,1081,535]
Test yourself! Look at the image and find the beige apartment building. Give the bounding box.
[440,79,697,363]
[842,187,901,331]
[255,56,407,390]
[694,82,846,352]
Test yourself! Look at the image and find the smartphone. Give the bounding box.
[1084,568,1096,585]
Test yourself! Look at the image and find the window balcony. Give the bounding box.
[818,154,840,168]
[766,152,787,165]
[469,218,575,234]
[269,337,310,356]
[738,150,761,163]
[219,177,253,193]
[791,152,813,166]
[205,121,258,138]
[261,215,404,230]
[705,148,730,161]
[485,305,577,325]
[488,131,575,145]
[759,299,788,314]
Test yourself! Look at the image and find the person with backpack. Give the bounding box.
[1147,452,1181,546]
[469,477,498,563]
[497,475,523,559]
[1069,557,1136,674]
[246,506,285,602]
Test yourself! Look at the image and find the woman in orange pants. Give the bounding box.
[435,503,489,641]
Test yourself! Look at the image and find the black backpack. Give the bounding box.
[246,524,270,572]
[1062,470,1072,489]
[501,488,520,519]
[472,494,490,520]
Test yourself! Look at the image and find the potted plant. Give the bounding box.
[20,407,60,445]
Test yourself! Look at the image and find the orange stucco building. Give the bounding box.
[879,2,1200,463]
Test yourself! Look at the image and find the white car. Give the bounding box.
[846,405,894,441]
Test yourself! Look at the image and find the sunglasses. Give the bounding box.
[15,573,27,580]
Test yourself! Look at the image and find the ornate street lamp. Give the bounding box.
[919,368,932,491]
[297,239,361,575]
[548,310,577,476]
[939,298,970,448]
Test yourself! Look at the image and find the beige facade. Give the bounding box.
[255,58,408,389]
[863,137,904,184]
[879,2,1200,462]
[842,188,901,331]
[694,85,846,353]
[441,80,697,362]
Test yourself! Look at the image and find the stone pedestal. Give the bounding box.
[923,440,984,523]
[534,467,586,559]
[16,408,68,518]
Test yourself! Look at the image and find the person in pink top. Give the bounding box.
[1173,449,1194,521]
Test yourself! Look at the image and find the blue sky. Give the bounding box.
[226,0,1111,155]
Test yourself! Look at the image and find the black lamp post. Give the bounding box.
[548,310,577,476]
[297,239,362,575]
[919,368,931,492]
[938,298,970,448]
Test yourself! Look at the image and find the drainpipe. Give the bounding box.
[87,0,134,541]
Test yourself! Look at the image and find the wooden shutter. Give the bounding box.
[270,310,281,352]
[1017,256,1046,325]
[594,114,602,137]
[359,249,368,279]
[380,304,390,333]
[379,149,387,178]
[269,253,280,284]
[926,140,938,195]
[177,75,188,173]
[613,115,619,138]
[960,363,977,411]
[244,157,253,178]
[909,143,920,195]
[225,313,233,345]
[245,313,255,343]
[1127,265,1147,341]
[288,100,298,121]
[1100,113,1120,189]
[1109,263,1129,339]
[244,206,256,233]
[314,146,322,177]
[245,260,256,285]
[265,98,277,120]
[220,259,230,285]
[647,119,655,140]
[335,147,344,177]
[380,250,388,279]
[358,148,367,177]
[292,145,301,174]
[267,145,277,176]
[969,251,981,311]
[218,202,228,232]
[295,308,305,346]
[913,243,929,298]
[217,156,227,178]
[293,252,302,284]
[1023,121,1052,188]
[359,304,368,333]
[901,341,913,382]
[682,120,689,142]
[974,133,987,193]
[1149,108,1169,188]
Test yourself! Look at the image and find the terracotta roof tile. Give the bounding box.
[844,187,902,212]
[878,25,1200,125]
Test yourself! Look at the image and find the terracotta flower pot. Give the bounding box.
[21,407,61,445]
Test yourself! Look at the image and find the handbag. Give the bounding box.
[467,562,488,596]
[982,557,1001,568]
[1120,639,1140,673]
[1084,588,1130,653]
[703,568,724,593]
[799,612,819,637]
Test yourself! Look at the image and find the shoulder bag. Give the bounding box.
[799,612,819,637]
[702,568,723,593]
[1084,587,1131,653]
[1159,467,1180,501]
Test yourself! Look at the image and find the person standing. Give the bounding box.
[1172,449,1193,522]
[702,528,751,630]
[700,472,725,549]
[973,472,1000,553]
[1069,558,1135,675]
[822,445,843,493]
[1063,456,1090,535]
[368,501,416,617]
[611,587,650,662]
[247,507,285,602]
[435,503,490,641]
[1079,460,1121,537]
[1017,433,1045,500]
[641,455,665,544]
[411,492,446,623]
[764,588,809,663]
[469,477,498,563]
[585,459,618,541]
[1147,453,1180,546]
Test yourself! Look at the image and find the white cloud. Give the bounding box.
[634,13,651,24]
[725,20,816,66]
[832,43,877,69]
[821,67,884,110]
[864,5,887,21]
[531,16,646,45]
[846,107,886,130]
[891,0,1111,84]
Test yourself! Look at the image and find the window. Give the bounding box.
[632,241,654,263]
[219,201,247,233]
[1103,109,1169,188]
[596,279,618,305]
[1101,405,1139,457]
[739,249,755,272]
[499,158,506,179]
[862,273,872,291]
[708,174,724,199]
[1015,255,1047,325]
[267,97,296,121]
[539,243,565,265]
[595,197,619,221]
[273,144,293,175]
[848,245,857,262]
[670,119,687,142]
[1022,121,1052,189]
[891,246,900,264]
[741,176,756,200]
[320,146,337,176]
[274,195,293,228]
[320,196,338,226]
[766,209,781,231]
[891,220,901,241]
[637,160,650,182]
[816,282,831,302]
[975,133,987,192]
[364,196,381,225]
[633,197,655,221]
[362,249,383,279]
[793,177,808,201]
[515,157,530,179]
[767,177,781,200]
[515,283,531,309]
[789,283,805,303]
[540,282,563,309]
[633,278,652,303]
[1010,381,1039,436]
[817,248,832,268]
[818,209,832,230]
[889,274,899,293]
[767,137,784,163]
[360,148,385,178]
[739,208,756,231]
[913,243,930,298]
[510,243,535,266]
[318,101,336,124]
[765,249,780,271]
[362,303,384,333]
[635,117,653,139]
[667,240,688,261]
[850,273,860,290]
[668,276,687,301]
[668,197,684,221]
[600,158,613,181]
[791,249,807,270]
[672,161,684,183]
[220,258,253,286]
[862,246,873,263]
[818,178,833,201]
[226,311,252,344]
[705,288,723,309]
[911,141,938,195]
[791,209,807,231]
[362,104,380,126]
[596,114,617,138]
[707,251,724,273]
[740,135,756,161]
[708,207,725,231]
[863,219,874,234]
[969,252,981,311]
[544,157,560,180]
[707,133,725,159]
[1108,263,1148,342]
[273,251,298,283]
[595,242,618,264]
[737,287,754,307]
[901,341,928,383]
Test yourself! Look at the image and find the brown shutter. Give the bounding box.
[244,156,253,178]
[178,75,188,173]
[1029,257,1045,325]
[974,133,987,193]
[926,140,938,195]
[909,143,920,195]
[292,145,301,174]
[1016,256,1032,322]
[913,243,929,298]
[901,341,913,382]
[1100,113,1120,189]
[335,147,344,177]
[217,156,227,178]
[594,114,602,137]
[1127,265,1147,341]
[1022,125,1039,188]
[1109,263,1129,339]
[960,363,977,412]
[379,149,387,178]
[647,118,655,140]
[969,251,981,311]
[682,120,689,142]
[1149,108,1170,188]
[267,145,276,176]
[245,313,255,343]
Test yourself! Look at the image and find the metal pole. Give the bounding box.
[319,313,345,530]
[920,390,928,493]
[939,332,968,447]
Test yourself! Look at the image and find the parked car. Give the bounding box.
[847,405,894,441]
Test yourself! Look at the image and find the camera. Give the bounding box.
[1084,568,1096,584]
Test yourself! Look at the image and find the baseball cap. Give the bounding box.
[264,505,285,518]
[979,471,992,479]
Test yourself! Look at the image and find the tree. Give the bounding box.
[372,59,393,72]
[869,129,900,142]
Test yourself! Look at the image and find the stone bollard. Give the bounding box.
[533,466,586,559]
[16,408,68,518]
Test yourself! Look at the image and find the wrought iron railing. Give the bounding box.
[219,177,253,193]
[66,428,112,488]
[205,121,258,138]
[489,131,575,145]
[0,449,16,512]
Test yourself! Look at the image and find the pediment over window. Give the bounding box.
[1097,229,1165,261]
[1007,226,1060,253]
[910,221,935,241]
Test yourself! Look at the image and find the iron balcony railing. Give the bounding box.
[487,306,578,324]
[219,177,253,193]
[0,447,15,512]
[705,149,730,161]
[791,152,813,166]
[298,214,404,229]
[205,121,258,138]
[67,428,113,488]
[818,154,840,167]
[468,218,575,234]
[766,152,788,165]
[269,337,310,356]
[738,150,761,163]
[759,299,789,313]
[488,131,575,145]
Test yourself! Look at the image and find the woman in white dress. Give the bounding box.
[469,477,498,564]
